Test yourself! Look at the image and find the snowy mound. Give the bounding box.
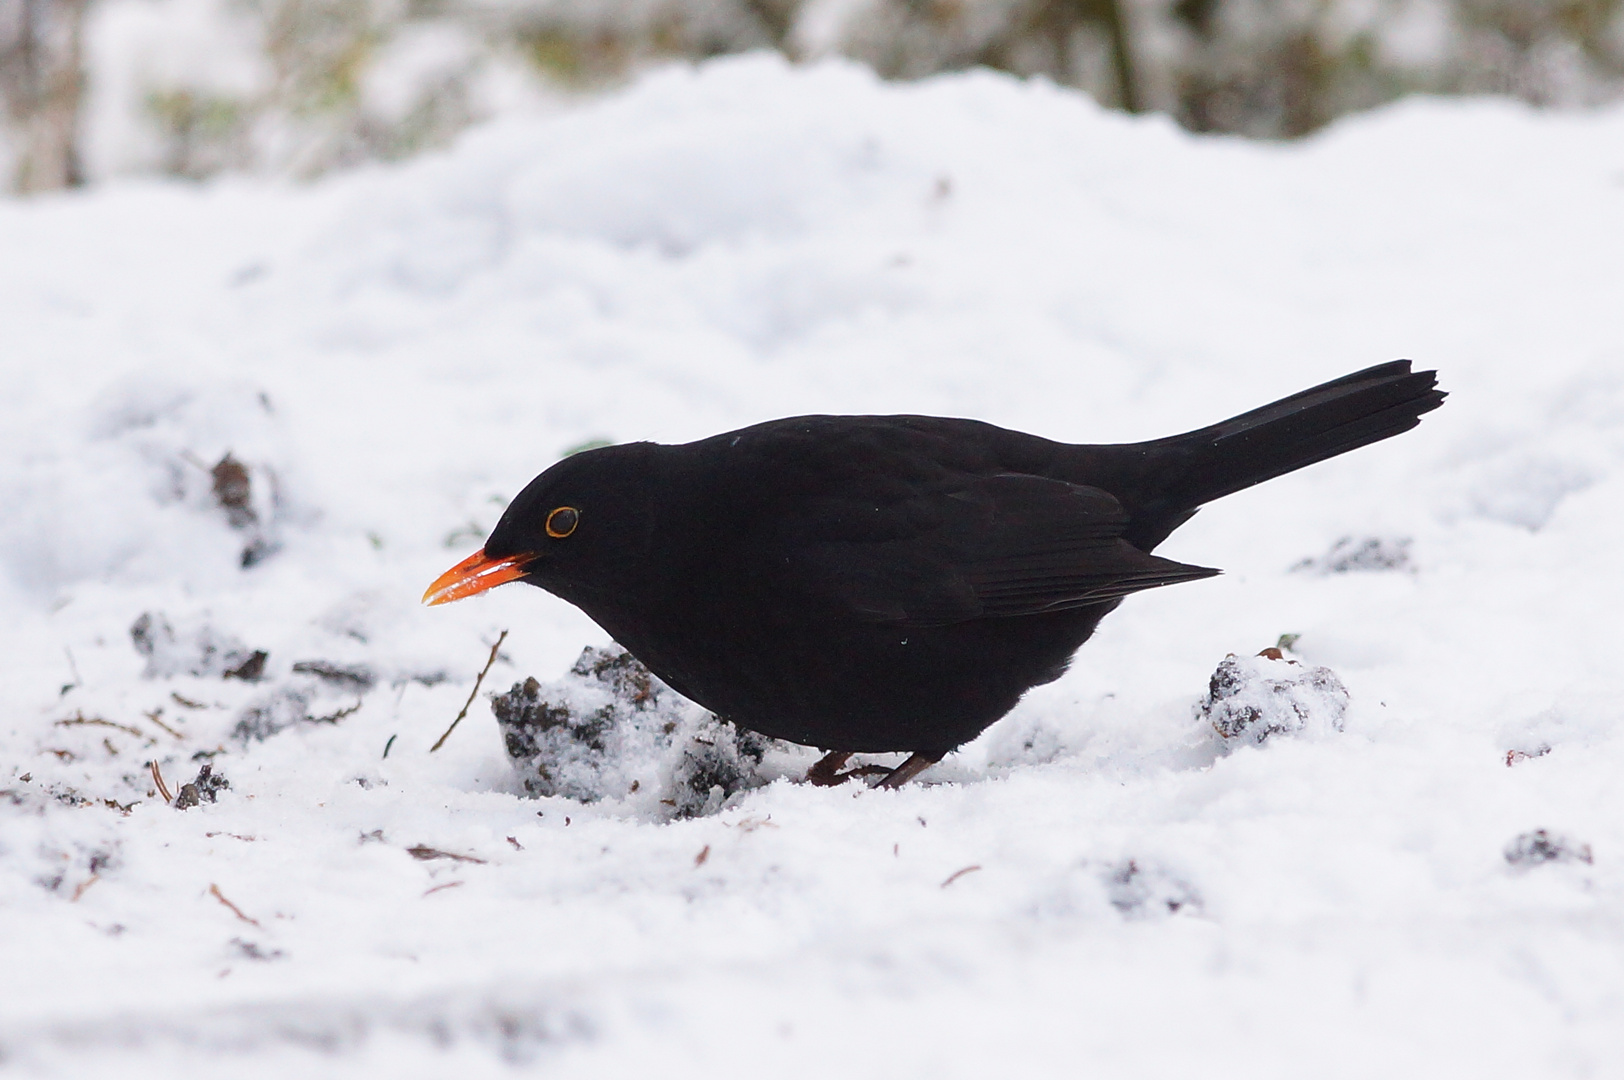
[1197,648,1350,746]
[492,645,778,818]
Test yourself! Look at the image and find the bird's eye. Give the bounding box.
[546,506,580,538]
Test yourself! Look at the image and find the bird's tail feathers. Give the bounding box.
[1122,360,1444,547]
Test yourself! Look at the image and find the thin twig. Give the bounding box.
[209,883,261,927]
[429,630,507,752]
[150,761,173,804]
[144,709,185,740]
[71,875,99,902]
[423,881,464,897]
[309,700,362,725]
[58,714,149,740]
[940,864,982,888]
[406,845,486,864]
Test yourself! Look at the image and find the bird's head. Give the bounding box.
[422,442,663,607]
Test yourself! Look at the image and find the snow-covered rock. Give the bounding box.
[1197,649,1350,746]
[492,645,776,818]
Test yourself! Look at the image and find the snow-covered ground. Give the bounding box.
[4,54,1624,1078]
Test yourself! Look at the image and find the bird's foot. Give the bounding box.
[808,750,941,788]
[805,751,852,786]
[805,751,898,786]
[871,753,940,789]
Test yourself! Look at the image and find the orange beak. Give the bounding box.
[422,548,537,606]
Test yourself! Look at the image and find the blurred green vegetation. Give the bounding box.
[3,0,1623,191]
[145,89,249,178]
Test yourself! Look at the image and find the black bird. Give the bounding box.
[426,361,1443,787]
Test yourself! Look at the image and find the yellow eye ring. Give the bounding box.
[546,506,580,538]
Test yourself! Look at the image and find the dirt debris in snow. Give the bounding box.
[233,686,316,742]
[131,612,267,681]
[173,763,229,809]
[207,452,279,567]
[1197,649,1350,746]
[1292,535,1413,573]
[1504,829,1594,868]
[291,660,377,691]
[492,646,775,818]
[1103,859,1202,919]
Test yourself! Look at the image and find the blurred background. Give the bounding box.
[3,0,1622,194]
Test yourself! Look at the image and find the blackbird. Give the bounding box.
[426,361,1443,787]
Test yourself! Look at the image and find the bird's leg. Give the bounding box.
[872,753,940,789]
[806,751,853,786]
[807,751,894,785]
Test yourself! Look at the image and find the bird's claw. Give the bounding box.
[806,750,940,788]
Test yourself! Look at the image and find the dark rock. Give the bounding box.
[212,454,257,530]
[208,453,280,567]
[240,538,275,568]
[173,763,229,809]
[224,650,268,682]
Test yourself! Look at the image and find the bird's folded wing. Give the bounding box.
[784,473,1219,626]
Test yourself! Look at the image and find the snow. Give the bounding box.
[1196,650,1350,745]
[4,53,1624,1076]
